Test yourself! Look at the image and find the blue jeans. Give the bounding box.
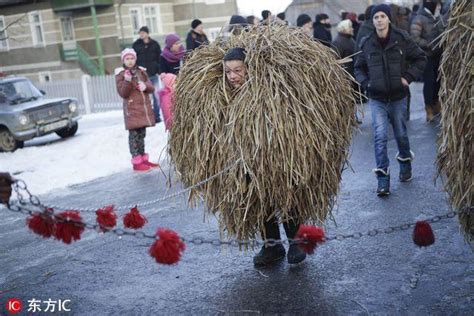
[370,98,411,171]
[149,74,161,121]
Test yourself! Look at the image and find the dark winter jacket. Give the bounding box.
[355,26,426,102]
[355,21,374,50]
[186,30,209,51]
[116,66,155,130]
[159,56,180,75]
[313,22,332,47]
[410,8,444,56]
[332,33,356,76]
[132,38,162,77]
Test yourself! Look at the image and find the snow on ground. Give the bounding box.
[1,111,169,196]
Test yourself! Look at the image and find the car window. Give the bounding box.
[0,79,43,105]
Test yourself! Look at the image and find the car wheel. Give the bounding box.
[55,122,78,138]
[0,128,23,152]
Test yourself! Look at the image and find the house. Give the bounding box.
[0,0,237,82]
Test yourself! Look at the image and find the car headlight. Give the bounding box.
[69,101,78,113]
[18,114,29,125]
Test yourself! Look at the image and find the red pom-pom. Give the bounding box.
[26,209,55,238]
[149,228,186,264]
[295,225,325,254]
[96,205,117,231]
[54,210,85,244]
[413,221,435,247]
[123,206,147,229]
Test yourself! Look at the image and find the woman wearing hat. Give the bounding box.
[160,33,185,75]
[186,19,209,51]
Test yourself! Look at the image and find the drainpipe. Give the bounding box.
[91,5,105,75]
[118,0,125,48]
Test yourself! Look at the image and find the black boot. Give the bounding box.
[396,151,414,182]
[254,218,285,267]
[374,169,390,197]
[283,217,306,264]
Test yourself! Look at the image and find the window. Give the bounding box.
[39,71,52,83]
[29,11,45,46]
[60,16,75,42]
[0,16,8,50]
[143,6,159,34]
[130,8,142,35]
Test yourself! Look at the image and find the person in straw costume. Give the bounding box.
[169,23,358,267]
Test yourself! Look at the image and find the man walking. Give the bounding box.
[355,4,425,196]
[133,26,162,123]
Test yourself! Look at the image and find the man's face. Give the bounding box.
[195,24,204,34]
[302,22,312,35]
[139,31,149,40]
[224,60,247,89]
[124,55,136,68]
[373,12,390,32]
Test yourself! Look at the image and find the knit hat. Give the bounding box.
[165,33,181,49]
[120,48,136,62]
[223,47,246,62]
[191,19,202,29]
[371,4,392,20]
[262,10,271,20]
[336,19,353,33]
[296,14,312,27]
[160,72,176,89]
[229,15,247,26]
[139,26,149,34]
[316,13,329,23]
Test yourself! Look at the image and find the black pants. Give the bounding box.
[128,128,146,157]
[262,213,300,242]
[422,55,441,106]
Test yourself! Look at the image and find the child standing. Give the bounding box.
[116,48,160,172]
[158,72,177,130]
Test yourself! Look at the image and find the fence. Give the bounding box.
[37,75,135,114]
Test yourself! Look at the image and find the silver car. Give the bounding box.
[0,76,80,152]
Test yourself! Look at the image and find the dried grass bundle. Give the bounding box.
[169,23,357,240]
[437,0,473,243]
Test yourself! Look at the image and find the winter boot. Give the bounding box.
[131,155,152,173]
[142,153,160,169]
[396,151,414,182]
[283,218,306,264]
[425,106,434,122]
[253,244,286,267]
[374,168,390,197]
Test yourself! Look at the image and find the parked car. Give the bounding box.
[0,76,80,152]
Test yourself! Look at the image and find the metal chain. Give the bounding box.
[11,159,241,212]
[6,202,471,248]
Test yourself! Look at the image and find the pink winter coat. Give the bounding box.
[158,73,176,130]
[116,66,155,130]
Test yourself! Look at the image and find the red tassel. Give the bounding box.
[96,205,117,231]
[295,225,325,254]
[413,221,435,247]
[26,208,55,238]
[53,210,85,244]
[149,228,186,264]
[123,206,148,229]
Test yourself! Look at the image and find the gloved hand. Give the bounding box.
[124,70,133,82]
[137,81,146,92]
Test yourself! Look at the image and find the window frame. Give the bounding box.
[29,11,46,47]
[59,15,75,43]
[143,5,162,35]
[38,71,52,83]
[129,7,142,36]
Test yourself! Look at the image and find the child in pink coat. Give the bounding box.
[157,73,177,130]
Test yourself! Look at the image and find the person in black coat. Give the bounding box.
[313,13,332,47]
[355,4,426,197]
[132,26,162,123]
[332,20,356,76]
[355,5,375,49]
[186,19,209,51]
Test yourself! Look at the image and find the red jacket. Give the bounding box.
[115,66,155,130]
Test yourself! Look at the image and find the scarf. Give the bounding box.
[161,45,185,63]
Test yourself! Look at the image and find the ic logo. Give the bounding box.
[6,298,22,314]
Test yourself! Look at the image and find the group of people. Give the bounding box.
[113,1,450,265]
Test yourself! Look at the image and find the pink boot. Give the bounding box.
[142,153,160,169]
[131,155,152,173]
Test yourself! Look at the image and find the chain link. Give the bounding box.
[10,159,241,212]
